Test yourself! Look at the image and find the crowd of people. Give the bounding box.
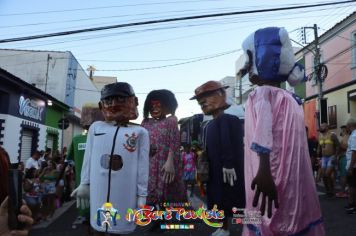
[21,148,75,224]
[307,120,356,214]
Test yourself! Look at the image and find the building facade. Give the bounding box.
[0,49,101,147]
[301,12,356,138]
[0,68,69,164]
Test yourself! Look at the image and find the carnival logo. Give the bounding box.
[18,96,44,121]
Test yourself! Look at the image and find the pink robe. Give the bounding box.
[243,86,324,236]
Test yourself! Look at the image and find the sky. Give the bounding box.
[0,0,355,122]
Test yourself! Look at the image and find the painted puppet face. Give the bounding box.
[149,100,166,120]
[197,90,226,115]
[100,96,138,123]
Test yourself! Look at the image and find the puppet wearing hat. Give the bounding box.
[191,81,245,236]
[240,27,324,235]
[71,82,149,234]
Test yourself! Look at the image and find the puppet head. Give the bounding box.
[143,89,178,120]
[190,80,229,116]
[99,82,138,123]
[80,103,104,129]
[239,27,306,87]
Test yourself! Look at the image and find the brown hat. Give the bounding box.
[190,81,229,100]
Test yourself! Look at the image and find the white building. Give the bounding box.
[219,76,236,104]
[0,49,100,148]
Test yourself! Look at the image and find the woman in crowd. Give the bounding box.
[39,160,58,220]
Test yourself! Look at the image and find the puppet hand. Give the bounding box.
[161,156,175,184]
[0,197,34,236]
[71,184,90,209]
[251,169,279,218]
[137,196,147,208]
[222,168,237,186]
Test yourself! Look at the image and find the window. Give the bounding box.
[328,105,337,129]
[320,98,328,124]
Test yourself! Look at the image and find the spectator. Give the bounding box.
[23,168,41,223]
[306,126,319,179]
[18,161,25,173]
[44,148,52,161]
[38,150,45,166]
[191,142,207,197]
[39,160,58,220]
[318,122,340,197]
[345,118,356,214]
[181,145,197,197]
[25,151,40,171]
[337,125,349,198]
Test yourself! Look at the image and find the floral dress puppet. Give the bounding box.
[141,89,186,206]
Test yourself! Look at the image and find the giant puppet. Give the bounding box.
[240,27,324,235]
[71,82,149,234]
[141,89,186,206]
[190,81,245,236]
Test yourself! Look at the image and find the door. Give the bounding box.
[20,129,33,163]
[47,134,54,153]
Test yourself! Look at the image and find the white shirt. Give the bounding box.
[25,157,40,170]
[346,129,356,169]
[81,121,149,234]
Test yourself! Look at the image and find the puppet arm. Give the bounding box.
[251,152,279,218]
[137,128,149,207]
[162,150,175,184]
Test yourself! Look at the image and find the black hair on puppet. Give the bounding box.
[143,89,178,119]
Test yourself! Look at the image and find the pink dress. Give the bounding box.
[141,116,186,204]
[243,86,325,236]
[182,152,196,181]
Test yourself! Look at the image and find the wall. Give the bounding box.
[305,22,356,97]
[0,114,48,163]
[0,50,100,119]
[0,50,70,103]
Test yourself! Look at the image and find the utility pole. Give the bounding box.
[313,24,323,127]
[45,54,52,93]
[302,24,326,128]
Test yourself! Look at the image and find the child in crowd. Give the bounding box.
[181,145,197,197]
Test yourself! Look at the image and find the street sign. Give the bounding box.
[58,118,69,129]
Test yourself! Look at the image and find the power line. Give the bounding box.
[90,49,241,71]
[0,0,215,17]
[0,49,240,69]
[0,0,354,44]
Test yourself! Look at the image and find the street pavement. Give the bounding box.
[29,186,356,236]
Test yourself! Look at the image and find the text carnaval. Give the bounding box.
[125,205,224,227]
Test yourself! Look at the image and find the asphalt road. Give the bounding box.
[29,187,356,236]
